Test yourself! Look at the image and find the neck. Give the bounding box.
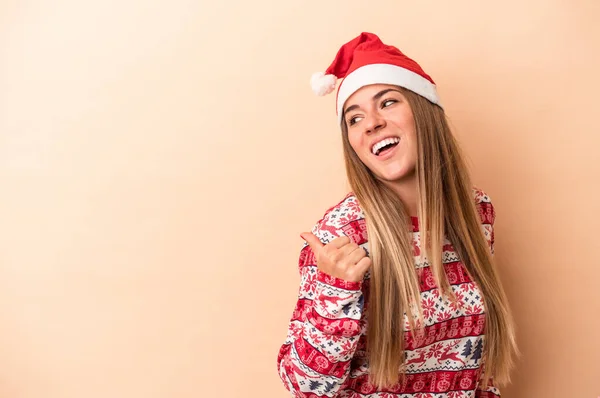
[382,175,418,217]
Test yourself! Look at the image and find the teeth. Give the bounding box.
[372,137,400,155]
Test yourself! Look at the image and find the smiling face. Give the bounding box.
[343,84,418,185]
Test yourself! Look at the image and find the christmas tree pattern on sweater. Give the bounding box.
[277,187,501,397]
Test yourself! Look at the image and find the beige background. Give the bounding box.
[1,0,599,397]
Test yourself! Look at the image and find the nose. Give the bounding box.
[363,112,385,134]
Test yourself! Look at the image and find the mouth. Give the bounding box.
[371,136,400,157]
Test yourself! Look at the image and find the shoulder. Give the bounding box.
[309,192,367,245]
[472,186,492,205]
[472,186,495,226]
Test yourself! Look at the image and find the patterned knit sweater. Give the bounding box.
[277,187,501,398]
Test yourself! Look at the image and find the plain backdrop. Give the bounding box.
[1,0,599,397]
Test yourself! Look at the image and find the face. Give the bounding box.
[343,84,418,185]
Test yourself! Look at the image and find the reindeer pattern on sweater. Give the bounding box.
[277,187,500,398]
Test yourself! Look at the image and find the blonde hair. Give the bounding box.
[341,87,519,388]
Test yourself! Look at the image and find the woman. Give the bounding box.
[277,32,518,397]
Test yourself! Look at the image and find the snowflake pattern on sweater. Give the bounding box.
[277,187,501,398]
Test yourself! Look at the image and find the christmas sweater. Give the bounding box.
[277,187,501,398]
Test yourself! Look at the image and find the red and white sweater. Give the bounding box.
[277,188,501,398]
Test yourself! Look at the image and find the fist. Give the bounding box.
[300,232,371,283]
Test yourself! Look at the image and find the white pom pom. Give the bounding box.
[310,72,336,96]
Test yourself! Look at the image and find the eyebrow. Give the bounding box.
[343,88,401,115]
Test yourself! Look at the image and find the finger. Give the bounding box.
[345,245,367,265]
[330,242,361,264]
[326,237,353,262]
[355,256,372,275]
[300,232,324,252]
[328,235,352,249]
[338,242,360,257]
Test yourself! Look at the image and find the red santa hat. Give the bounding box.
[310,32,442,124]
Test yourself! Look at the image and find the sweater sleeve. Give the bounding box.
[475,189,496,255]
[276,242,364,397]
[475,190,501,397]
[475,384,501,398]
[475,377,501,397]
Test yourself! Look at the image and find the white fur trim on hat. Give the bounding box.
[336,63,442,124]
[310,72,337,96]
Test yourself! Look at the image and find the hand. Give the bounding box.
[300,232,371,283]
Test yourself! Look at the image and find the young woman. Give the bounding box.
[277,32,518,397]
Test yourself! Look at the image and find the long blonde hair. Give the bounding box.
[341,87,519,388]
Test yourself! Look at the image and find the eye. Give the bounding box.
[382,99,397,108]
[348,115,363,126]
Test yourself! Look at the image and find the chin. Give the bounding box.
[375,167,415,183]
[379,174,408,183]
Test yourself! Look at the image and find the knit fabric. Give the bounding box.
[277,187,500,397]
